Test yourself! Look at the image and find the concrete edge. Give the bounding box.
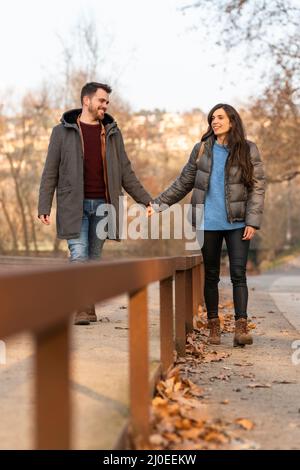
[113,363,163,450]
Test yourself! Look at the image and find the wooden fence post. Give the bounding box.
[35,321,70,449]
[129,287,149,443]
[160,276,174,375]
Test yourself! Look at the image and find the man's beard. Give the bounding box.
[88,104,102,120]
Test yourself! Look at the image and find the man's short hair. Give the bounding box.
[81,82,112,105]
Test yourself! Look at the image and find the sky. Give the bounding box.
[0,0,267,113]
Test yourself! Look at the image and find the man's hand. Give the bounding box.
[146,202,155,217]
[38,215,51,225]
[242,225,256,240]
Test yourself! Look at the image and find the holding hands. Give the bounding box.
[146,202,155,217]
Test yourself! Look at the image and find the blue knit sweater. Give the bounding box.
[203,142,246,231]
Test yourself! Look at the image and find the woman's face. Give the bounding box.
[211,108,231,137]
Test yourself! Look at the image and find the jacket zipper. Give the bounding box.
[224,157,233,223]
[101,128,110,203]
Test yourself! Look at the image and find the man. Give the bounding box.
[38,82,152,325]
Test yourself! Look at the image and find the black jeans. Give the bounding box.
[201,228,250,320]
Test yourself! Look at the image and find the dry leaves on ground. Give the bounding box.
[133,294,257,450]
[133,366,256,450]
[203,351,231,363]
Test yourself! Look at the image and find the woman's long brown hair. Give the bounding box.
[201,103,254,188]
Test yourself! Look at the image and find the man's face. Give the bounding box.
[86,88,110,120]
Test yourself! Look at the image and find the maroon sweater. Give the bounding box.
[80,121,106,199]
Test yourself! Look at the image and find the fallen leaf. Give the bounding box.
[247,383,271,388]
[175,418,192,430]
[171,395,206,410]
[152,397,168,407]
[163,432,181,444]
[204,351,230,363]
[179,428,202,440]
[149,434,166,446]
[185,379,204,396]
[280,330,289,335]
[242,373,255,379]
[166,366,181,379]
[197,304,205,314]
[156,419,176,434]
[193,315,207,330]
[272,380,297,385]
[235,418,255,430]
[217,373,231,381]
[164,376,176,392]
[234,362,254,367]
[167,403,180,415]
[204,431,229,444]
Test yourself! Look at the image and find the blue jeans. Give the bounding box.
[67,199,108,262]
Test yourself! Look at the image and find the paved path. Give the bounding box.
[0,257,300,449]
[194,262,300,450]
[0,261,161,449]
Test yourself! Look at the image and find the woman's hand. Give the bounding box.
[242,225,256,240]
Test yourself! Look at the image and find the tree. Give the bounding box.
[181,0,300,259]
[181,0,300,103]
[0,88,57,254]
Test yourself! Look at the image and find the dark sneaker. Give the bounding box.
[74,310,90,325]
[87,305,97,322]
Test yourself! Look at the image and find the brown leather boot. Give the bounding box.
[87,304,97,322]
[207,318,221,345]
[74,309,90,325]
[234,318,253,347]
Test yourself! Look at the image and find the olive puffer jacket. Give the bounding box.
[153,137,266,229]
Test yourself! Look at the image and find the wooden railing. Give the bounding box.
[0,255,204,449]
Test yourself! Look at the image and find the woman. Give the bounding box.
[149,104,266,347]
